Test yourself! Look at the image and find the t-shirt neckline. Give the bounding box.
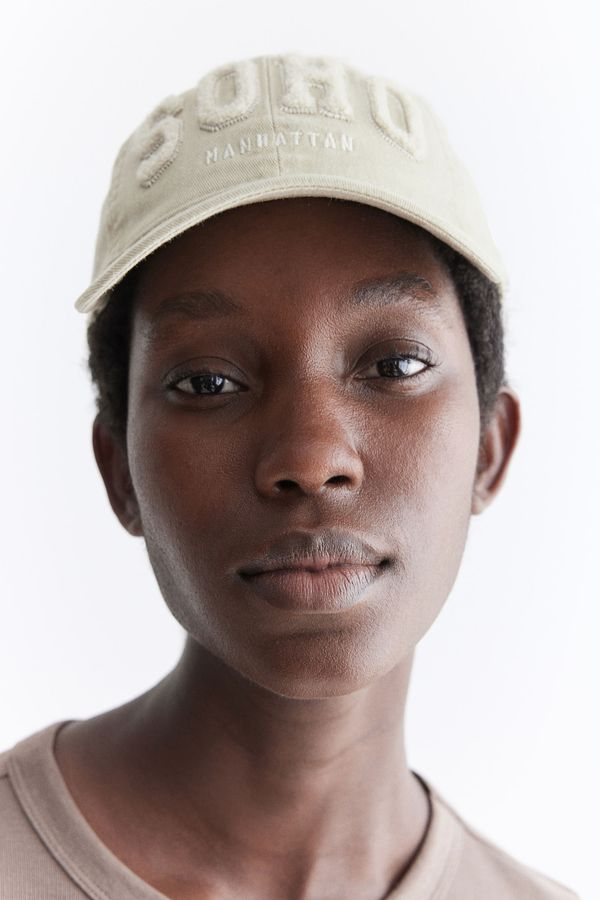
[7,719,462,900]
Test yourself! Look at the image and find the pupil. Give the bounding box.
[190,373,224,393]
[378,357,410,377]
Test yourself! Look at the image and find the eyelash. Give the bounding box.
[165,347,436,398]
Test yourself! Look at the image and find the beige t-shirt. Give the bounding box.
[0,720,579,899]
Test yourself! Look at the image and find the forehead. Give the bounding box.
[131,197,457,327]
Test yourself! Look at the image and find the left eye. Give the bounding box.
[169,371,242,395]
[359,355,429,379]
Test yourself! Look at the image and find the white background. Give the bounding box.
[1,1,597,897]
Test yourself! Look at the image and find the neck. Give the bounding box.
[58,638,431,899]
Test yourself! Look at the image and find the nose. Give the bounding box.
[253,383,364,499]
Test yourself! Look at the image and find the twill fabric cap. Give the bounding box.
[74,52,507,317]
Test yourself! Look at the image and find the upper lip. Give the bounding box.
[237,527,389,576]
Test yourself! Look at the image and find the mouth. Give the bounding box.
[239,559,389,613]
[238,531,388,575]
[241,556,383,575]
[236,527,391,613]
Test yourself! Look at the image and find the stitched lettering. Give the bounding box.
[133,58,427,188]
[196,59,260,131]
[203,130,356,163]
[135,95,184,187]
[366,78,426,159]
[278,54,353,120]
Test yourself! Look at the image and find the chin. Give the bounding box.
[220,619,415,701]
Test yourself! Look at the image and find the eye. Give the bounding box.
[361,356,427,379]
[166,368,243,396]
[357,347,434,382]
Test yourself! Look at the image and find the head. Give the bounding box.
[86,197,520,700]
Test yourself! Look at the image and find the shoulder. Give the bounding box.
[0,721,62,834]
[0,722,86,897]
[432,789,580,900]
[0,745,26,839]
[0,748,10,777]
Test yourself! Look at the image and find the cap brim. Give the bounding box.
[75,174,508,316]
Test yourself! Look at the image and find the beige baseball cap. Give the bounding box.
[74,52,507,317]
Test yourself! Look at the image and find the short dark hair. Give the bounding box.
[85,236,506,450]
[430,237,506,426]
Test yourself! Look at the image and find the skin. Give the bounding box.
[55,197,520,900]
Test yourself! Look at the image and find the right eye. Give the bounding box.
[166,369,243,396]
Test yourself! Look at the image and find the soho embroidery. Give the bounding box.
[204,130,355,164]
[133,55,425,187]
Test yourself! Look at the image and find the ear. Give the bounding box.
[92,414,143,536]
[472,386,521,515]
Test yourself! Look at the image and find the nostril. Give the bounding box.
[274,479,298,492]
[271,473,354,495]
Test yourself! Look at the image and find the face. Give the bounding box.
[107,198,514,699]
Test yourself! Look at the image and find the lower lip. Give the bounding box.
[240,564,384,613]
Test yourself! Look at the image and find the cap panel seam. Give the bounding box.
[266,58,282,176]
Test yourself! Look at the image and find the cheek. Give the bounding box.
[127,406,244,640]
[364,382,481,648]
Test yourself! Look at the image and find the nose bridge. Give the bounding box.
[253,370,364,497]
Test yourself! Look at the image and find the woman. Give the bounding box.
[0,53,578,899]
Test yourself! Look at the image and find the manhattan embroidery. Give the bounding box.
[204,130,355,164]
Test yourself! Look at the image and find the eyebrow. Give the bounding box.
[141,273,445,341]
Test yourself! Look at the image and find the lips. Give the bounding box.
[237,527,388,576]
[236,527,390,613]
